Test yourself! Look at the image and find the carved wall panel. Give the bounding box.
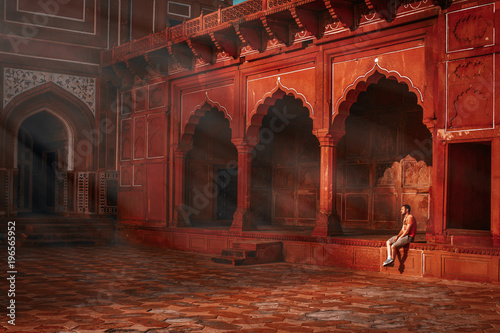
[447,4,495,53]
[402,157,431,187]
[299,167,319,188]
[376,162,400,187]
[346,164,370,188]
[345,194,369,222]
[146,163,166,221]
[297,193,316,219]
[134,116,146,160]
[275,193,295,218]
[118,191,145,220]
[373,193,397,229]
[120,119,132,160]
[447,54,494,131]
[148,82,167,109]
[147,113,165,159]
[134,87,147,112]
[274,168,296,188]
[120,165,132,187]
[251,167,270,189]
[121,91,133,115]
[133,165,145,186]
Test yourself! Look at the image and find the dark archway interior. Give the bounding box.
[17,111,67,214]
[251,95,320,227]
[186,108,238,226]
[337,78,432,232]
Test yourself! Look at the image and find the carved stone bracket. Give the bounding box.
[144,48,170,77]
[290,7,322,39]
[112,62,134,86]
[210,27,243,59]
[187,36,215,64]
[126,55,149,81]
[234,20,267,52]
[167,41,195,70]
[364,0,401,23]
[323,0,360,31]
[261,16,297,46]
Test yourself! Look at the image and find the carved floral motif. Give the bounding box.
[3,68,96,115]
[453,15,490,45]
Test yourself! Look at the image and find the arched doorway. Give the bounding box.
[337,77,432,233]
[251,95,320,227]
[17,111,69,214]
[185,106,238,226]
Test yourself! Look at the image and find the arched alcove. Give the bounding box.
[184,106,238,226]
[336,77,432,233]
[250,94,320,227]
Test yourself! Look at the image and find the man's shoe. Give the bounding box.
[383,258,394,266]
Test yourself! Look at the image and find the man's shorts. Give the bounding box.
[388,235,414,249]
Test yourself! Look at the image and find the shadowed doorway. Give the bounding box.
[17,111,68,214]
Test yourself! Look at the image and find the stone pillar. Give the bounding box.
[312,131,343,237]
[172,147,191,227]
[430,133,447,243]
[230,140,256,232]
[492,137,500,246]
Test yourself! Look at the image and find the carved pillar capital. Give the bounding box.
[231,138,254,154]
[315,129,344,146]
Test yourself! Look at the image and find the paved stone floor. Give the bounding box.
[2,245,500,332]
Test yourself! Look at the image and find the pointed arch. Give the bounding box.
[247,88,316,146]
[180,101,234,148]
[332,65,427,133]
[1,82,96,170]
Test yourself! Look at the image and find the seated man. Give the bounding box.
[383,204,416,267]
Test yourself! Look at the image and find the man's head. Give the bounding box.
[401,204,411,215]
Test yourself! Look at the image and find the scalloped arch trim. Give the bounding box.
[334,62,424,115]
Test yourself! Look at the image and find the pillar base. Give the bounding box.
[311,212,343,237]
[493,235,500,247]
[172,205,192,227]
[230,208,257,232]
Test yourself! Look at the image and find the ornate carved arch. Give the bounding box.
[179,100,234,149]
[1,82,96,170]
[246,87,316,146]
[332,64,428,134]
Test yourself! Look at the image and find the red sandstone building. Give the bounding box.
[0,0,499,283]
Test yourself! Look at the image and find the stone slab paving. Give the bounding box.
[2,245,500,332]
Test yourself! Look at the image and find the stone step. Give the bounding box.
[233,240,282,251]
[211,256,245,266]
[221,249,256,258]
[212,240,282,266]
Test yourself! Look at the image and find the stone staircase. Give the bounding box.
[211,240,282,266]
[11,217,115,247]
